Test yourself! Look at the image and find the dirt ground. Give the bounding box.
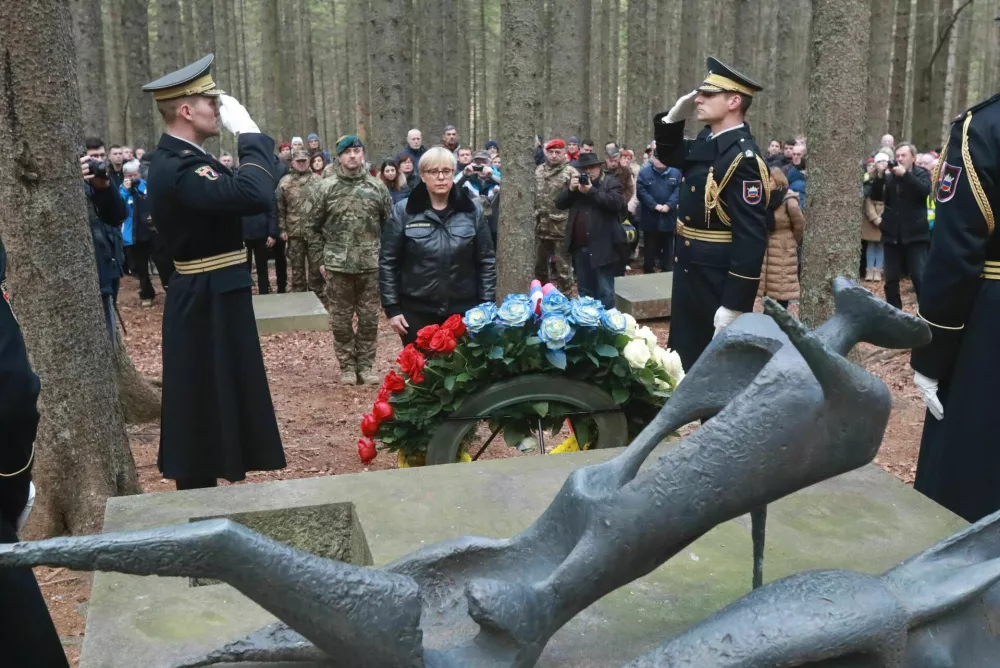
[40,271,926,666]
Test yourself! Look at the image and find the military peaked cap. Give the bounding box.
[697,57,763,98]
[142,54,225,101]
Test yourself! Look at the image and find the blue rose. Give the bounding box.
[541,291,571,316]
[464,303,498,334]
[538,313,575,349]
[600,308,628,334]
[496,296,533,327]
[569,297,605,327]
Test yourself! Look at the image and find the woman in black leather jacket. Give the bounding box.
[379,147,497,345]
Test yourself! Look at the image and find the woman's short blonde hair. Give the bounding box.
[769,166,789,189]
[419,146,458,175]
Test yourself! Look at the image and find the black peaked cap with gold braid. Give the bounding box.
[696,57,763,98]
[142,54,225,101]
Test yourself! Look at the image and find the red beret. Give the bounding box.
[544,139,566,150]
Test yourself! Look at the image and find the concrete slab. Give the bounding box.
[615,272,673,320]
[82,449,965,668]
[251,292,327,335]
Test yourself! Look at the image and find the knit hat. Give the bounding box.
[485,140,499,151]
[568,136,580,145]
[307,133,320,142]
[873,151,892,163]
[336,135,364,155]
[606,146,620,159]
[292,136,303,145]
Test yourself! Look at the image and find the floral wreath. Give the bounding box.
[357,287,684,466]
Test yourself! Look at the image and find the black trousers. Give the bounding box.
[0,520,70,668]
[399,310,448,346]
[271,237,287,293]
[245,239,270,294]
[130,240,174,299]
[643,230,674,273]
[883,241,928,309]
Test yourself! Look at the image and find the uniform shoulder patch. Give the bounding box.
[745,150,754,158]
[195,165,219,181]
[743,180,762,205]
[936,162,962,203]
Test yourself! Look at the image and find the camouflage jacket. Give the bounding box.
[305,164,392,274]
[276,171,320,238]
[534,160,578,239]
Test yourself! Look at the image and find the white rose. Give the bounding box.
[661,348,685,384]
[623,339,652,369]
[623,312,638,337]
[636,325,658,353]
[654,377,670,390]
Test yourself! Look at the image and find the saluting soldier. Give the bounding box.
[143,55,286,490]
[654,57,771,371]
[910,92,1000,523]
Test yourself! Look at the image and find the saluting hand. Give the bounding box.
[664,90,699,123]
[219,94,260,135]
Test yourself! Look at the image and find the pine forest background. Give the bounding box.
[83,0,1000,164]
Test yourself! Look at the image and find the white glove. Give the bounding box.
[664,90,699,124]
[218,94,260,135]
[16,482,35,533]
[914,372,944,420]
[713,306,742,337]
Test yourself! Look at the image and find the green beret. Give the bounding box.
[336,135,364,155]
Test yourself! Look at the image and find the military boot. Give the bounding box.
[357,369,380,385]
[340,369,357,385]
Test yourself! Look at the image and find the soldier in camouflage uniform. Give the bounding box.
[534,138,577,295]
[306,136,392,385]
[276,150,323,296]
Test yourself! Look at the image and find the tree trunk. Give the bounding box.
[715,0,736,65]
[335,0,353,137]
[676,0,700,104]
[549,0,585,139]
[756,0,781,142]
[122,0,156,151]
[801,0,871,327]
[300,0,319,135]
[598,0,611,144]
[887,0,910,139]
[609,0,620,140]
[623,0,648,152]
[656,0,676,123]
[864,0,893,150]
[115,330,161,424]
[0,0,141,537]
[479,0,490,146]
[349,0,371,142]
[259,0,280,138]
[938,0,962,149]
[367,0,410,163]
[196,0,218,154]
[951,4,971,115]
[157,0,183,72]
[103,0,127,142]
[497,0,542,297]
[70,0,109,141]
[181,0,198,64]
[580,0,592,140]
[910,0,935,150]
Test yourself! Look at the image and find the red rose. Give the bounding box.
[373,401,393,422]
[360,413,379,438]
[396,344,426,383]
[357,437,377,464]
[415,324,440,349]
[382,370,406,393]
[429,328,457,354]
[377,386,391,403]
[443,314,467,338]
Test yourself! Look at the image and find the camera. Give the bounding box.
[474,164,486,173]
[578,173,590,186]
[85,159,109,180]
[885,159,898,169]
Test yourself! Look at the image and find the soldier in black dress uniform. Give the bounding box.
[143,55,286,490]
[910,92,1000,523]
[654,57,770,371]
[0,238,70,667]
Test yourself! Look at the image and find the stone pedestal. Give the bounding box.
[252,292,327,335]
[80,449,965,668]
[615,272,673,320]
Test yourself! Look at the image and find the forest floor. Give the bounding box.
[40,270,926,666]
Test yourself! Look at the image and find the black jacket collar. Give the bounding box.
[157,133,207,157]
[406,182,476,216]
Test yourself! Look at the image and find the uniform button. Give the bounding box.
[674,256,679,262]
[690,186,696,192]
[685,216,690,221]
[684,240,691,247]
[681,177,685,183]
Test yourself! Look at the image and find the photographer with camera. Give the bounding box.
[456,150,501,245]
[121,159,174,306]
[869,142,932,309]
[555,152,626,309]
[82,136,127,342]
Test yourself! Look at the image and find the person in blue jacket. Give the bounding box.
[636,152,682,272]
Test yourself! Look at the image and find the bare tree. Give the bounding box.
[887,0,910,139]
[624,0,648,152]
[864,0,894,150]
[350,0,371,142]
[259,0,280,137]
[497,0,543,297]
[549,0,585,139]
[676,0,700,100]
[123,0,156,150]
[0,0,141,537]
[367,0,411,162]
[800,0,872,326]
[70,0,109,141]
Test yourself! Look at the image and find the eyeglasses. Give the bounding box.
[423,168,454,180]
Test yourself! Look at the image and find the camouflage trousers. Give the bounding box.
[534,237,574,296]
[325,270,380,373]
[287,237,325,297]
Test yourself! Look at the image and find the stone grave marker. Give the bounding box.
[252,292,327,335]
[615,272,672,320]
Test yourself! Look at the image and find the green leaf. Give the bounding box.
[574,420,591,449]
[595,344,619,358]
[503,424,526,447]
[545,348,567,369]
[444,375,456,391]
[612,387,630,404]
[488,345,505,360]
[456,373,472,382]
[612,362,628,378]
[465,341,481,348]
[533,401,550,417]
[526,336,542,346]
[585,351,600,366]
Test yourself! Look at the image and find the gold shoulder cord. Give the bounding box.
[705,153,744,227]
[0,443,34,478]
[755,155,771,208]
[931,143,948,197]
[961,112,994,234]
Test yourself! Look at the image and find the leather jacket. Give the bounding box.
[379,182,496,318]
